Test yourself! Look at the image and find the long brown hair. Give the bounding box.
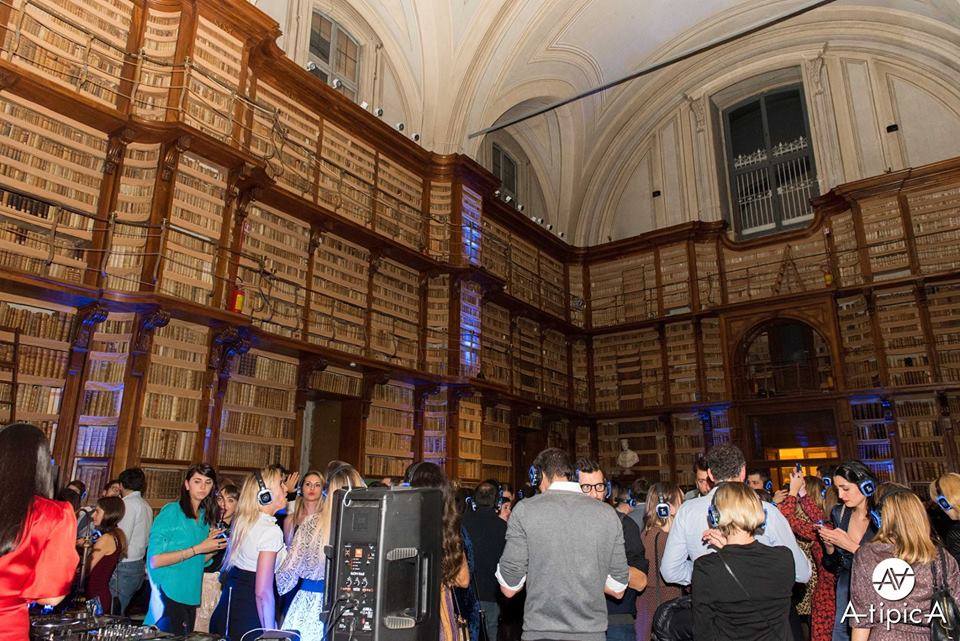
[407,462,464,586]
[97,496,127,558]
[0,423,55,555]
[643,482,683,532]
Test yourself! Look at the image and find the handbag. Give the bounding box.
[930,547,960,641]
[450,587,472,641]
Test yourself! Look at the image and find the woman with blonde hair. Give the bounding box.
[210,466,291,641]
[635,482,683,641]
[693,482,795,641]
[930,472,960,563]
[283,470,324,547]
[278,463,365,641]
[850,485,960,641]
[777,470,836,641]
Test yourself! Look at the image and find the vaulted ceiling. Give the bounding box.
[306,0,960,243]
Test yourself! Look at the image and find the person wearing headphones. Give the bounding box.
[576,459,648,641]
[850,484,960,641]
[497,448,628,641]
[929,472,960,564]
[461,479,508,641]
[818,461,879,641]
[210,465,292,641]
[144,464,226,634]
[661,443,810,587]
[278,463,365,641]
[692,482,796,641]
[636,482,683,641]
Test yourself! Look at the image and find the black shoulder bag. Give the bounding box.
[930,546,960,641]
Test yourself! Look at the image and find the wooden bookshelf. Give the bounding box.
[831,211,864,287]
[251,82,319,197]
[571,338,590,411]
[639,327,664,407]
[73,313,134,498]
[567,264,586,327]
[546,418,570,454]
[308,365,363,398]
[668,413,705,486]
[848,398,895,482]
[481,217,510,280]
[309,232,368,355]
[539,252,565,319]
[481,403,511,483]
[461,186,482,266]
[428,182,452,262]
[512,317,541,399]
[139,320,209,464]
[709,409,731,447]
[0,294,73,448]
[592,333,620,412]
[160,153,229,304]
[542,329,567,406]
[133,8,180,120]
[143,464,188,511]
[894,394,947,493]
[238,202,310,338]
[456,395,482,482]
[319,122,376,226]
[363,380,414,478]
[696,243,721,308]
[598,417,663,481]
[219,349,298,470]
[658,243,691,314]
[460,280,482,378]
[425,274,449,376]
[187,17,245,144]
[106,143,159,292]
[375,156,424,251]
[875,287,932,387]
[370,258,419,368]
[574,423,592,461]
[422,387,447,467]
[666,321,697,404]
[480,302,510,386]
[909,184,960,275]
[508,236,539,307]
[928,281,960,383]
[860,196,910,280]
[837,294,881,390]
[701,318,726,401]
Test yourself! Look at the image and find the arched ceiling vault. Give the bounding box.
[304,0,960,244]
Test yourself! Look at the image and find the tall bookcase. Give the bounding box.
[481,404,511,483]
[456,395,483,483]
[363,381,415,478]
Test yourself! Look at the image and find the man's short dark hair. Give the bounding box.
[705,443,746,482]
[533,448,574,483]
[747,469,770,481]
[118,468,146,492]
[574,458,602,479]
[631,478,649,498]
[474,480,500,507]
[693,455,708,473]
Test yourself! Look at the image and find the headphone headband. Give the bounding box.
[870,486,913,529]
[254,470,272,506]
[936,477,953,513]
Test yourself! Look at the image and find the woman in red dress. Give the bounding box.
[777,468,837,641]
[84,496,127,613]
[0,423,80,641]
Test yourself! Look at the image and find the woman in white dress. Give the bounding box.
[278,462,366,641]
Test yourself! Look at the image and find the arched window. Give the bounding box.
[307,11,360,101]
[492,143,518,200]
[721,84,818,238]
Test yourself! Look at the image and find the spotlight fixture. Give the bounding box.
[374,107,384,117]
[546,224,553,231]
[504,195,513,203]
[494,190,501,198]
[348,362,357,368]
[306,61,318,71]
[517,204,525,212]
[412,133,421,142]
[396,122,405,131]
[332,78,343,89]
[360,101,369,109]
[559,232,566,239]
[530,215,537,221]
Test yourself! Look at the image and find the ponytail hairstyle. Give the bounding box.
[0,423,55,555]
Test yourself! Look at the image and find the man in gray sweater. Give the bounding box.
[497,448,629,641]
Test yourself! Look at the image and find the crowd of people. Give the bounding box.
[3,419,960,641]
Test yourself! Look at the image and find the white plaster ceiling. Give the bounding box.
[325,0,960,243]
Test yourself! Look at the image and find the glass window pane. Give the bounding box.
[309,66,328,84]
[729,100,764,159]
[336,34,359,83]
[492,146,502,178]
[310,14,332,63]
[502,154,517,195]
[765,89,805,148]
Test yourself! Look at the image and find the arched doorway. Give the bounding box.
[735,318,841,486]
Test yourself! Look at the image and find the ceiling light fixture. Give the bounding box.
[412,133,421,142]
[360,101,369,109]
[332,78,343,89]
[374,107,384,117]
[396,122,405,131]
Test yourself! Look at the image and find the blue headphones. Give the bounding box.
[466,496,478,512]
[869,486,912,529]
[528,464,542,489]
[575,466,611,499]
[936,478,953,513]
[763,479,774,494]
[838,463,877,499]
[707,483,767,533]
[627,489,640,508]
[254,470,272,506]
[655,493,670,520]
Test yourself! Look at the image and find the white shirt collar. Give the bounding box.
[547,481,584,494]
[259,512,277,525]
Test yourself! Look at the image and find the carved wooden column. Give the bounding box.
[200,327,251,465]
[142,134,192,292]
[54,302,109,468]
[87,128,136,289]
[223,185,260,312]
[113,308,171,472]
[364,250,381,360]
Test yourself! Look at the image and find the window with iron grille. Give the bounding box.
[723,85,818,238]
[307,12,361,102]
[492,144,518,200]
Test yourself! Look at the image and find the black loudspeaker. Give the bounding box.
[323,487,443,641]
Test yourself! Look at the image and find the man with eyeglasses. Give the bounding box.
[497,448,628,641]
[576,458,649,641]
